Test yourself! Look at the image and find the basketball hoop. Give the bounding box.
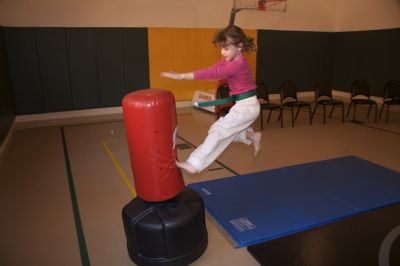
[229,0,287,25]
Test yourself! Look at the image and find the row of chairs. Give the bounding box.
[255,79,400,129]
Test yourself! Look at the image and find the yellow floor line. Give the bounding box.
[101,141,136,197]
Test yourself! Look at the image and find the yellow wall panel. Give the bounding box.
[148,28,257,101]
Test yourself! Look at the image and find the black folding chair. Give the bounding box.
[215,83,233,119]
[256,82,283,129]
[311,80,344,124]
[379,80,400,123]
[346,79,377,122]
[280,81,312,127]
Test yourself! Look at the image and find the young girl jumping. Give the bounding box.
[161,25,261,174]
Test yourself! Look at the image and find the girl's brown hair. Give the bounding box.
[212,25,256,53]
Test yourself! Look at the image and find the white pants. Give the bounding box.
[187,95,260,172]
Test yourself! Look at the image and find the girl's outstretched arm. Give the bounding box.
[160,71,194,80]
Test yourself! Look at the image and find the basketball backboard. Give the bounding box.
[229,0,287,25]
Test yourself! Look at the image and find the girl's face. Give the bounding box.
[220,42,242,61]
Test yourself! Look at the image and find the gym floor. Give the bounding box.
[1,101,399,266]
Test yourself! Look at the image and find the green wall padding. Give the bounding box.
[256,30,335,93]
[4,27,399,115]
[257,28,400,96]
[5,27,149,114]
[0,26,15,145]
[333,28,400,96]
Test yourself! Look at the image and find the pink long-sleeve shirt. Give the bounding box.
[193,54,256,96]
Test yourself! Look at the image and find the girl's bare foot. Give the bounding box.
[176,160,198,174]
[247,131,262,157]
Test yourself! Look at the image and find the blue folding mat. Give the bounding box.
[187,156,400,248]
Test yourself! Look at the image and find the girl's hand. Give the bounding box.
[160,71,194,80]
[161,71,181,80]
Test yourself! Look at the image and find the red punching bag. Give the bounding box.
[122,88,184,202]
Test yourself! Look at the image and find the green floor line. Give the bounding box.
[61,127,90,266]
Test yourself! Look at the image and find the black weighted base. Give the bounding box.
[122,188,208,266]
